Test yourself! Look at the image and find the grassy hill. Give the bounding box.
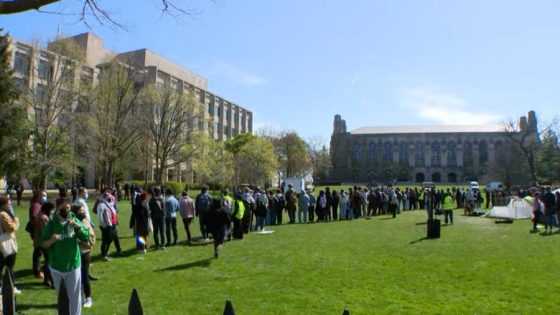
[11,199,558,314]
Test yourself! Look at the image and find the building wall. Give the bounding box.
[8,33,253,187]
[330,114,534,185]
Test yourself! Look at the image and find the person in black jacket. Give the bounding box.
[149,187,166,249]
[206,198,231,258]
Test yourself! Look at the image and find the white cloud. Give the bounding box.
[210,61,266,86]
[399,87,501,125]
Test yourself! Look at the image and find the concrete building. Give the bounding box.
[8,32,253,187]
[329,112,537,185]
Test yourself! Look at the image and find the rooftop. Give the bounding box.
[351,125,504,135]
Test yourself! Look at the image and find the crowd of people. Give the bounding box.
[0,181,558,314]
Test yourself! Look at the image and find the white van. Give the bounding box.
[468,181,480,190]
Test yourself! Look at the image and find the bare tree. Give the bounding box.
[17,38,85,189]
[80,59,146,187]
[501,114,557,183]
[143,86,209,185]
[307,136,332,183]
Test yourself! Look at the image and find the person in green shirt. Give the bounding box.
[40,199,90,315]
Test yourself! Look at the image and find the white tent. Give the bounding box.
[487,197,533,220]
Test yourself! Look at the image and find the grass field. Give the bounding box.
[9,196,559,314]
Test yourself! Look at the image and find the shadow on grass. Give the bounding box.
[14,269,34,278]
[409,237,440,244]
[155,257,214,272]
[17,303,57,312]
[379,217,395,220]
[91,247,139,263]
[415,222,427,225]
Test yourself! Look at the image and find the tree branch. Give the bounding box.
[0,0,59,14]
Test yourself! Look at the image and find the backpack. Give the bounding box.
[276,194,286,210]
[255,195,267,216]
[319,195,327,208]
[196,194,211,213]
[288,191,297,205]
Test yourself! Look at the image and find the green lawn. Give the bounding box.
[10,199,558,314]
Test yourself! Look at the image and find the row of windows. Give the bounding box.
[353,141,496,166]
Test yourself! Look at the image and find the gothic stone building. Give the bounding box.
[329,112,537,184]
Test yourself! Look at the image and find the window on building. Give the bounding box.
[399,142,408,164]
[38,60,52,81]
[14,52,30,75]
[353,143,362,162]
[383,142,393,163]
[495,140,505,163]
[368,143,376,162]
[415,142,424,165]
[431,141,441,166]
[12,77,28,92]
[447,142,456,166]
[479,141,488,165]
[463,141,473,166]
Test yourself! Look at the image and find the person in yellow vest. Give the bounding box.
[221,189,234,241]
[442,190,455,225]
[232,193,245,239]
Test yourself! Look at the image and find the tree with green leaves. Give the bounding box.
[80,59,146,187]
[0,29,29,181]
[536,129,560,182]
[226,134,277,186]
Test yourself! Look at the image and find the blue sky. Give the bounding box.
[3,0,559,144]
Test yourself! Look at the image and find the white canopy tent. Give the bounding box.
[487,197,533,220]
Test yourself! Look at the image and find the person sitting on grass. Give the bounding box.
[40,199,90,315]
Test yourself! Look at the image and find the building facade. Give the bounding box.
[329,112,537,184]
[8,32,253,186]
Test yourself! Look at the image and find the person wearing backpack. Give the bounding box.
[195,185,212,240]
[149,187,166,249]
[254,188,268,231]
[285,184,297,224]
[316,190,327,221]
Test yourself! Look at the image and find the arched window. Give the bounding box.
[447,142,456,166]
[368,143,376,162]
[353,143,362,162]
[495,140,505,163]
[384,142,393,162]
[415,142,424,165]
[479,141,488,165]
[399,142,408,164]
[431,141,441,166]
[463,141,473,166]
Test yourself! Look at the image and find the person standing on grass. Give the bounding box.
[97,193,114,261]
[179,190,195,245]
[254,188,268,231]
[266,190,276,226]
[206,198,231,258]
[232,193,245,239]
[0,197,21,294]
[316,190,327,221]
[195,185,212,240]
[72,204,95,308]
[34,201,54,288]
[285,184,298,224]
[131,192,151,252]
[15,183,23,206]
[275,189,285,225]
[106,191,122,256]
[28,189,46,279]
[543,187,556,233]
[149,187,166,249]
[73,187,93,228]
[530,192,543,233]
[297,190,309,223]
[442,190,455,225]
[164,188,179,246]
[40,200,90,315]
[339,189,348,220]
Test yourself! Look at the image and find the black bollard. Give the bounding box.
[342,309,350,315]
[128,288,143,315]
[2,267,15,315]
[57,279,70,315]
[223,299,235,315]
